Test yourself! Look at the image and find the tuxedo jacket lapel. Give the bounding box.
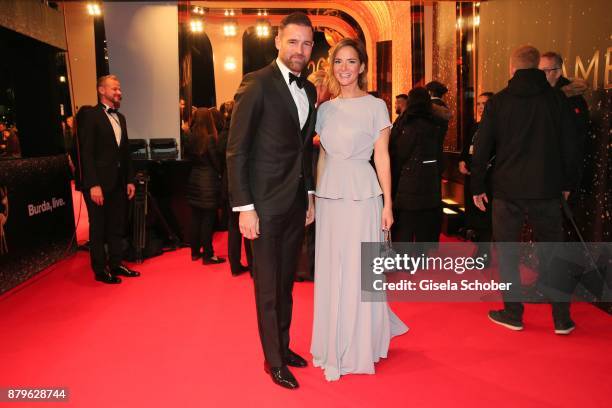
[96,104,120,149]
[270,62,301,140]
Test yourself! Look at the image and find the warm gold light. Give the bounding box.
[257,10,268,17]
[256,21,271,38]
[223,21,238,37]
[59,76,66,83]
[190,20,204,33]
[473,15,481,26]
[224,57,237,71]
[192,6,205,15]
[456,17,463,30]
[224,9,235,17]
[87,3,101,16]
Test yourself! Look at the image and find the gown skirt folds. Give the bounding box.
[311,95,408,381]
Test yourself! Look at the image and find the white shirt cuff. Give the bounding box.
[308,191,315,195]
[232,204,255,212]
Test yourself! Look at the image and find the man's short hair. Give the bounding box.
[97,74,119,88]
[279,12,313,32]
[511,45,540,70]
[396,94,408,100]
[541,51,563,68]
[480,92,494,99]
[425,81,448,98]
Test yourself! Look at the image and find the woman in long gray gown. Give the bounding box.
[311,38,408,382]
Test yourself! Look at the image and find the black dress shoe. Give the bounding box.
[95,272,121,284]
[110,265,140,278]
[203,256,226,265]
[231,264,250,276]
[263,363,299,389]
[191,253,202,261]
[285,349,308,368]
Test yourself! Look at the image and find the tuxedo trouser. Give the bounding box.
[252,190,306,367]
[227,203,252,272]
[83,178,127,275]
[492,198,570,320]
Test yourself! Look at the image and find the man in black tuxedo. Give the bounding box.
[227,12,316,389]
[78,75,140,284]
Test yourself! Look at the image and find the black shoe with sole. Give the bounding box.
[264,363,299,389]
[285,349,308,368]
[95,272,121,284]
[110,264,140,278]
[488,309,524,331]
[203,256,226,265]
[554,319,576,335]
[231,264,249,276]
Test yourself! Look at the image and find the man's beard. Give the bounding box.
[285,55,306,72]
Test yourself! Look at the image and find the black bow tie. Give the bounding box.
[106,107,119,114]
[288,72,304,89]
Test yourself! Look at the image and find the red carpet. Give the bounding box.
[0,191,610,407]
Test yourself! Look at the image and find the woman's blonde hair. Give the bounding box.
[326,38,368,97]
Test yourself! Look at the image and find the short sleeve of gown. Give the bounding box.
[372,98,391,140]
[315,102,328,135]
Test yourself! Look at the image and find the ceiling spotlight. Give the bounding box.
[256,21,271,38]
[223,21,238,37]
[87,3,101,16]
[190,19,204,33]
[224,9,235,17]
[192,6,205,15]
[59,76,66,83]
[224,57,237,71]
[257,10,268,17]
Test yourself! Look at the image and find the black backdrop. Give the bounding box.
[0,155,75,294]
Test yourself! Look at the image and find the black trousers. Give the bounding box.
[394,207,442,243]
[492,198,570,320]
[190,206,217,258]
[464,174,493,253]
[252,192,306,367]
[83,182,127,275]
[227,204,252,273]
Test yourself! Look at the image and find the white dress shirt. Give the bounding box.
[233,59,314,212]
[102,103,122,146]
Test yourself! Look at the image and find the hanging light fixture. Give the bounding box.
[87,3,101,16]
[190,19,204,33]
[223,20,238,37]
[256,19,271,38]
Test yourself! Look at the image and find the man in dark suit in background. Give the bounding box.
[227,12,316,389]
[78,75,140,284]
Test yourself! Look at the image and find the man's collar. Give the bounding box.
[101,102,119,111]
[276,58,301,85]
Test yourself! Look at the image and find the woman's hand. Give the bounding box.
[382,206,394,231]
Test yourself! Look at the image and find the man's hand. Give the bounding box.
[562,191,571,201]
[90,186,104,206]
[127,183,135,200]
[458,161,470,175]
[473,193,488,212]
[306,195,315,226]
[240,210,260,240]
